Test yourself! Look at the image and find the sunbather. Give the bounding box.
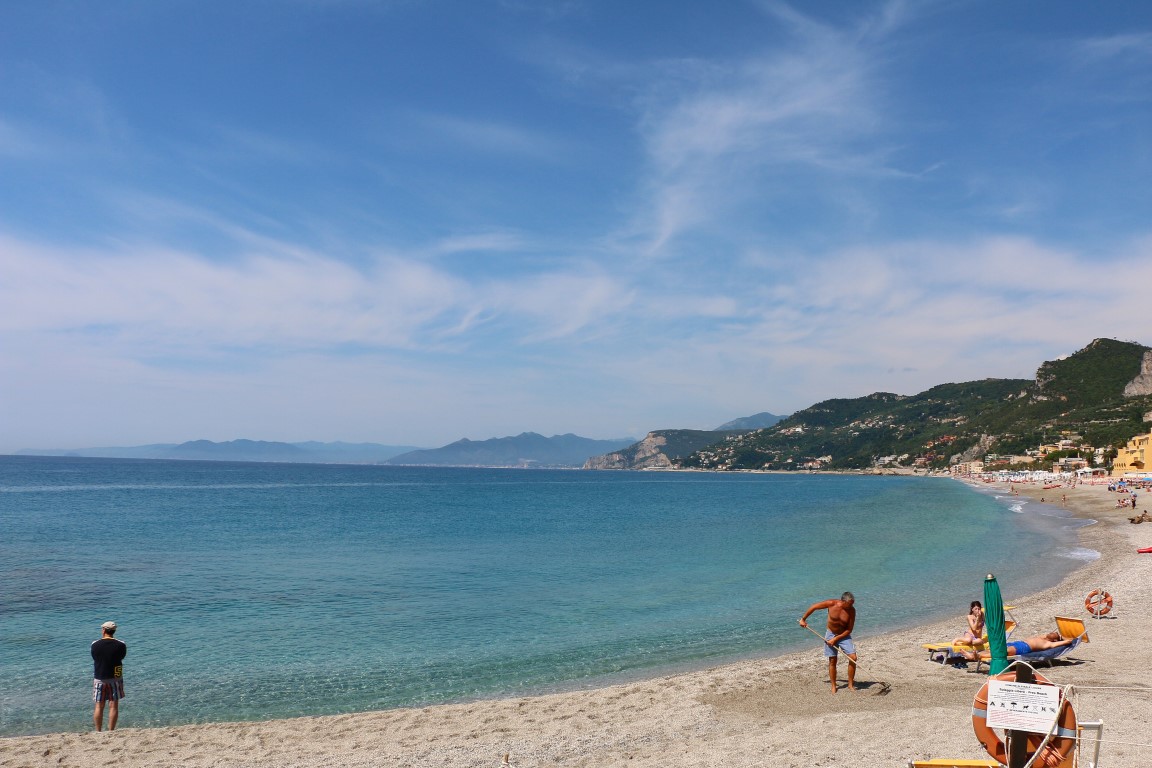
[961,631,1077,661]
[951,600,985,646]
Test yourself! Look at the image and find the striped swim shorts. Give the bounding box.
[93,678,125,703]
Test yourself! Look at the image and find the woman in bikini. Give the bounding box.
[952,600,985,647]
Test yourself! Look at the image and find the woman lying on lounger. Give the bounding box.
[960,632,1077,661]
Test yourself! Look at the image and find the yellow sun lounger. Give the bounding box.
[1055,615,1089,643]
[908,721,1104,768]
[922,621,1016,664]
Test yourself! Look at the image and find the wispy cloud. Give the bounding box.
[0,117,52,159]
[427,231,530,257]
[1076,31,1152,63]
[0,232,632,357]
[626,4,898,254]
[407,112,573,159]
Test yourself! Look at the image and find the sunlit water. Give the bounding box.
[0,456,1092,735]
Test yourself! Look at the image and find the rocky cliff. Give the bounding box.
[584,433,674,470]
[584,429,748,470]
[1124,350,1152,397]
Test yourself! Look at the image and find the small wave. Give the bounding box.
[1055,547,1101,562]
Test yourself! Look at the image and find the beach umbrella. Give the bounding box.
[984,573,1009,676]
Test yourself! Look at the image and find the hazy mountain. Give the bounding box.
[714,412,787,430]
[386,432,635,467]
[17,439,421,464]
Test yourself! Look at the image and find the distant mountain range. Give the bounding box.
[16,419,802,471]
[386,433,635,468]
[15,434,639,468]
[20,341,1151,473]
[17,439,420,464]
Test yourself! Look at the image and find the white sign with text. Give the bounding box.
[986,680,1061,733]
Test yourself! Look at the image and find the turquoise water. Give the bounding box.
[0,456,1090,736]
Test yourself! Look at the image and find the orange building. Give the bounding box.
[1112,432,1150,476]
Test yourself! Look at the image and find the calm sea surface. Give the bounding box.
[0,456,1093,736]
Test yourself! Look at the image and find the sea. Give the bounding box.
[0,455,1096,737]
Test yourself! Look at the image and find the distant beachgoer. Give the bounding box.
[91,621,127,731]
[799,592,857,693]
[961,632,1077,662]
[952,600,985,647]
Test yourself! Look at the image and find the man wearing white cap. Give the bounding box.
[91,620,127,731]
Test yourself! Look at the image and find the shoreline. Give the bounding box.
[4,480,1151,767]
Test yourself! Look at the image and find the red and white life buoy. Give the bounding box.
[1084,590,1113,615]
[972,669,1077,768]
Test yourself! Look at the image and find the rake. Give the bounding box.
[800,622,891,695]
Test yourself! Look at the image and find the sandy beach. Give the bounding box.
[5,479,1151,768]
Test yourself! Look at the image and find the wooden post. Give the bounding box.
[1007,663,1035,768]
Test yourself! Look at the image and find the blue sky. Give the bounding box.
[3,1,1152,452]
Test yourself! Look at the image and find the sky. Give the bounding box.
[2,1,1152,452]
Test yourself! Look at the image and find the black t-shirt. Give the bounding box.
[91,638,127,679]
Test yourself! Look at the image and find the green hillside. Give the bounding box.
[677,339,1152,471]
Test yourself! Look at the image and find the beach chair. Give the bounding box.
[921,621,1016,665]
[973,636,1083,673]
[909,720,1105,768]
[1055,616,1089,643]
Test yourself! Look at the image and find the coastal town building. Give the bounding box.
[951,460,984,476]
[1112,432,1150,477]
[982,454,1035,469]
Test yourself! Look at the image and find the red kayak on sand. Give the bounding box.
[1138,547,1152,554]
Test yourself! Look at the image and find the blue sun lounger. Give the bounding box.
[974,636,1082,673]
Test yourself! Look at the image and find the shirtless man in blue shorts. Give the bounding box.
[799,592,857,693]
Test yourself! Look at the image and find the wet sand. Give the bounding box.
[4,479,1152,768]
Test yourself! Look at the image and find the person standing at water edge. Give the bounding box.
[91,621,127,731]
[799,592,857,693]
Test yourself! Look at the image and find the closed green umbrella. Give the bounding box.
[984,573,1008,675]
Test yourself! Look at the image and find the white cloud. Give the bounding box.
[0,232,631,357]
[408,111,572,159]
[4,228,1152,452]
[428,231,530,256]
[627,6,893,255]
[1076,32,1152,63]
[0,117,50,159]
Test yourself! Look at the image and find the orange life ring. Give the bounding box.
[972,670,1077,768]
[1084,589,1113,615]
